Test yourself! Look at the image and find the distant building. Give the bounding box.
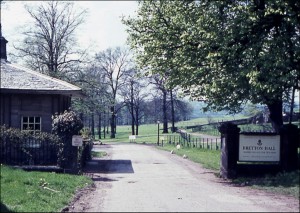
[0,25,82,133]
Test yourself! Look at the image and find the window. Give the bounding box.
[21,116,42,133]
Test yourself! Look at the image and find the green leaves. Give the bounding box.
[52,110,83,136]
[123,0,299,116]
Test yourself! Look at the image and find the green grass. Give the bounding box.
[97,124,175,144]
[0,165,93,212]
[158,143,221,170]
[231,170,300,198]
[176,114,249,127]
[91,151,107,158]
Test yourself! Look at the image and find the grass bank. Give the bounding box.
[158,143,220,170]
[0,165,92,212]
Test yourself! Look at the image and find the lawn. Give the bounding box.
[98,123,175,144]
[0,165,92,212]
[158,144,221,170]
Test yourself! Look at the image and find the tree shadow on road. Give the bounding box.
[83,159,134,174]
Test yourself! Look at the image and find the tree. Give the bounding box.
[95,47,132,138]
[14,1,87,78]
[121,70,149,135]
[149,74,170,133]
[123,0,300,133]
[72,61,111,139]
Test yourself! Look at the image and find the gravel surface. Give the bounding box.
[67,143,299,212]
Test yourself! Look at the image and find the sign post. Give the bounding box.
[72,135,83,146]
[129,135,136,142]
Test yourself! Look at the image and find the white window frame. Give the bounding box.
[21,116,42,133]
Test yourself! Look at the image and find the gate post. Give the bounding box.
[219,122,240,179]
[280,124,299,171]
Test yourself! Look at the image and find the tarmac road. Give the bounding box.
[69,143,299,212]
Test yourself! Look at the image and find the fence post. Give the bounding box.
[206,138,209,149]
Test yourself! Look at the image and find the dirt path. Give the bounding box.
[67,143,299,212]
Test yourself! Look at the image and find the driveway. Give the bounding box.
[69,143,299,212]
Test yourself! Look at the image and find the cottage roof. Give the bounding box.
[0,60,82,97]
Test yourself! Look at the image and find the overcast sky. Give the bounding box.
[1,1,138,57]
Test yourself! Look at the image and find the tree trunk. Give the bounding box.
[110,106,116,138]
[131,81,135,135]
[91,112,95,139]
[98,113,102,139]
[135,107,139,135]
[170,90,176,132]
[162,89,168,133]
[106,110,109,134]
[289,87,295,124]
[267,100,283,133]
[103,112,106,139]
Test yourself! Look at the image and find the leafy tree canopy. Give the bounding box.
[123,0,300,131]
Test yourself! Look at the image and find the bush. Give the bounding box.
[51,110,84,172]
[52,110,83,137]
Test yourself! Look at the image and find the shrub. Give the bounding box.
[52,110,83,137]
[51,110,84,172]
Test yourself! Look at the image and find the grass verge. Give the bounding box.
[0,164,92,212]
[231,170,300,198]
[157,143,220,170]
[91,150,107,158]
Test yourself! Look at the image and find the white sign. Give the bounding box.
[129,135,136,140]
[239,134,280,162]
[72,135,83,146]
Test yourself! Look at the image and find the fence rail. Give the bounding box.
[159,132,222,150]
[1,138,59,166]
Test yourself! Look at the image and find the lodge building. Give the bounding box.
[0,25,82,133]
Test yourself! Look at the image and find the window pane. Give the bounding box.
[29,117,34,123]
[35,117,40,123]
[22,124,27,130]
[29,124,34,130]
[35,124,40,130]
[23,117,28,123]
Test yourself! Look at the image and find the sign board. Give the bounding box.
[72,135,83,146]
[129,135,136,140]
[239,134,280,162]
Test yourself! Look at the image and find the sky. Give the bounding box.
[1,1,138,58]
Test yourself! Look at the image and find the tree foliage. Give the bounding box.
[123,0,300,132]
